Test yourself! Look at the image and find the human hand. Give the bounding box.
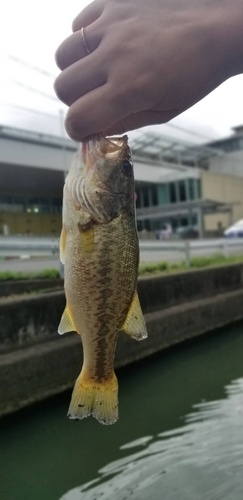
[54,0,243,141]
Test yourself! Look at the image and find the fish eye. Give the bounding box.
[121,160,132,176]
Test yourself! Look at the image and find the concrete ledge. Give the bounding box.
[0,292,65,352]
[0,278,63,298]
[1,263,243,352]
[0,335,80,416]
[1,288,243,417]
[117,288,243,366]
[138,262,243,313]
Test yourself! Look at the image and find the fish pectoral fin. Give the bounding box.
[60,227,67,265]
[121,291,147,341]
[58,304,77,335]
[78,220,95,255]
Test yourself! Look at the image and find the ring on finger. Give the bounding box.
[80,27,91,55]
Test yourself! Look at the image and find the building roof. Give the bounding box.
[136,199,235,221]
[0,125,77,152]
[0,125,220,169]
[206,126,243,153]
[130,131,220,168]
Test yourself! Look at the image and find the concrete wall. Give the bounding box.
[201,170,243,231]
[1,263,243,417]
[0,278,63,298]
[209,150,243,178]
[0,136,76,173]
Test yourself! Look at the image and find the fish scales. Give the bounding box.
[58,136,147,424]
[66,214,137,379]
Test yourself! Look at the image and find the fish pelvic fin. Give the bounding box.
[121,291,147,341]
[68,370,118,425]
[58,304,76,335]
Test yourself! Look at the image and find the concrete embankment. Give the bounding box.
[1,263,243,417]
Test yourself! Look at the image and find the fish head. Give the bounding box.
[81,135,135,223]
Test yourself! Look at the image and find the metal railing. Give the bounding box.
[0,236,243,266]
[139,238,243,266]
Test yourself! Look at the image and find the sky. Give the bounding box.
[0,0,243,145]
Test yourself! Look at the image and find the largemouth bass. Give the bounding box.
[58,136,147,425]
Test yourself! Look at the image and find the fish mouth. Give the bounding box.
[82,135,131,169]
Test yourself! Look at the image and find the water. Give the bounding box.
[1,323,243,500]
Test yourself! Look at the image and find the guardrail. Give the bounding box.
[0,236,59,257]
[0,236,243,266]
[139,238,243,266]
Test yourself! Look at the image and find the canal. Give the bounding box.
[1,322,243,500]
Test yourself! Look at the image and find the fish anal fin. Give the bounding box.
[121,291,147,341]
[58,304,77,335]
[60,227,67,265]
[68,370,118,425]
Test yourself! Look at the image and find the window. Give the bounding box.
[142,188,149,207]
[53,198,63,213]
[144,220,151,230]
[136,190,141,208]
[169,183,176,203]
[197,180,202,199]
[178,180,186,202]
[151,186,158,206]
[0,194,13,204]
[181,217,188,226]
[188,179,195,200]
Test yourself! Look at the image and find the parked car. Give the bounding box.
[176,226,198,239]
[224,220,243,237]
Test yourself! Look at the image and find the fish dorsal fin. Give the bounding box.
[60,227,67,265]
[58,304,76,335]
[121,291,147,341]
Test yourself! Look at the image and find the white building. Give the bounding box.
[0,125,242,237]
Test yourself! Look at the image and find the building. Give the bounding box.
[0,125,242,238]
[0,126,73,236]
[132,131,242,236]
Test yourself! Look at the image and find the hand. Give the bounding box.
[54,0,243,141]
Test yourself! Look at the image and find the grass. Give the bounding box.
[139,253,243,276]
[0,254,243,281]
[0,269,60,281]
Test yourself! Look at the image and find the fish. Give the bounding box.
[58,135,147,425]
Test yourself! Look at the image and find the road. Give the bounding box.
[0,238,243,273]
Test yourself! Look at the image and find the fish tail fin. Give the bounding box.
[68,370,118,425]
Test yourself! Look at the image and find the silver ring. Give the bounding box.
[80,27,91,55]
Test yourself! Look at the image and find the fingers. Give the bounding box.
[55,21,102,70]
[72,1,105,32]
[64,83,179,141]
[54,54,107,106]
[64,84,132,141]
[101,109,180,137]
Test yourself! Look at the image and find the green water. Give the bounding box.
[1,323,243,500]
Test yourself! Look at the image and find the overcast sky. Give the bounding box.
[1,0,243,144]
